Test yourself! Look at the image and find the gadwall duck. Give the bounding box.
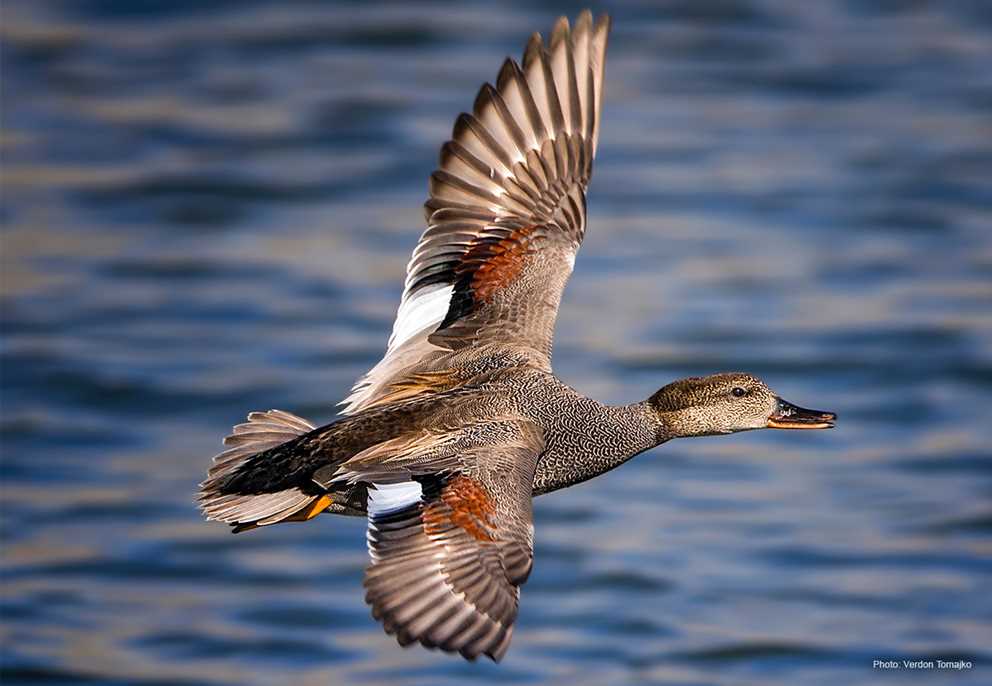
[199,10,835,662]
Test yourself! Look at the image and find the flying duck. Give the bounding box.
[199,10,835,662]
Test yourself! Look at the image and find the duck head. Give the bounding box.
[648,372,835,438]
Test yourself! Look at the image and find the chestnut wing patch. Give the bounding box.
[436,224,540,330]
[422,474,498,541]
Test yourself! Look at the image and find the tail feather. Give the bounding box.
[198,409,327,532]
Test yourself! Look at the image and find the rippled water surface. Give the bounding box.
[3,1,991,684]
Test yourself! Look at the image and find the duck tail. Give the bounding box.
[197,409,331,533]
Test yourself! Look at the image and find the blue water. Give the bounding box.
[2,1,991,684]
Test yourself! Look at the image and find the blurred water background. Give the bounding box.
[2,1,991,684]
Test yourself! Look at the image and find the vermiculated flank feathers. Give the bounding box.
[342,11,611,415]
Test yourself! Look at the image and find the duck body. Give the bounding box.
[211,363,659,515]
[198,10,835,662]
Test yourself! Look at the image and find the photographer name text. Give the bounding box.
[873,659,972,671]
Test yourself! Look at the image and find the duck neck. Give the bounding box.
[532,401,666,496]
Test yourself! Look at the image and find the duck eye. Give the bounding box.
[731,387,747,398]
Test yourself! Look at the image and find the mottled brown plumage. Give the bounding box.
[198,11,835,663]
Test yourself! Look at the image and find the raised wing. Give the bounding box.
[334,419,543,661]
[343,12,610,414]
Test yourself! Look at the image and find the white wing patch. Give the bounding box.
[340,283,454,415]
[367,480,423,517]
[387,283,454,351]
[367,480,425,561]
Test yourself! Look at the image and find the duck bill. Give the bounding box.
[767,398,836,430]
